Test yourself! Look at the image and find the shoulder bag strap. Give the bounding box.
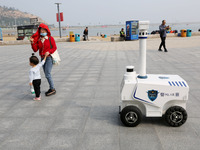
[49,36,52,49]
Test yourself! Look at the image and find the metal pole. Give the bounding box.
[55,3,62,38]
[139,37,147,77]
[138,21,149,79]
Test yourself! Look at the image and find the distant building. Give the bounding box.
[30,17,46,25]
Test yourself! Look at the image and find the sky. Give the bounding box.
[0,0,200,26]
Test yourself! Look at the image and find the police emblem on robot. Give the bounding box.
[147,90,159,101]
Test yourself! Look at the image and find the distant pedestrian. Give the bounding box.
[83,27,88,41]
[30,23,57,96]
[29,53,48,100]
[158,20,169,52]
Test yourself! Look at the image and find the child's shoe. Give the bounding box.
[33,96,41,101]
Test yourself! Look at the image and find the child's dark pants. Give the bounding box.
[33,79,41,98]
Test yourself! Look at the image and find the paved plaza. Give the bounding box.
[0,36,200,150]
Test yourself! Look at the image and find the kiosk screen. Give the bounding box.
[131,22,139,35]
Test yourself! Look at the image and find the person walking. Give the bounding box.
[30,23,57,96]
[83,27,88,41]
[158,20,169,52]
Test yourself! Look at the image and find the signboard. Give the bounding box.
[56,12,64,22]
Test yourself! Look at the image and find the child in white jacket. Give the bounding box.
[29,53,48,100]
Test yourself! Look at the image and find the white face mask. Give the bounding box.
[40,33,47,37]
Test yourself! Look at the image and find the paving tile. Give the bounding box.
[0,37,200,149]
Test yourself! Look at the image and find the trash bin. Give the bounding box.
[187,29,192,37]
[69,31,74,35]
[180,29,187,37]
[70,34,75,42]
[0,28,3,41]
[75,34,80,42]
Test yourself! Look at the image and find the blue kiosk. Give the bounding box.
[126,20,139,41]
[0,28,3,41]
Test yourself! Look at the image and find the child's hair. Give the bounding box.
[30,53,39,65]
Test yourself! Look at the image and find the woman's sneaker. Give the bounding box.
[45,89,56,96]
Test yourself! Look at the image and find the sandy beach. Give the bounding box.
[2,35,17,41]
[1,33,112,42]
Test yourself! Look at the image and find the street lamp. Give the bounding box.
[55,3,62,38]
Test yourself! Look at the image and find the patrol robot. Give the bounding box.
[119,21,189,127]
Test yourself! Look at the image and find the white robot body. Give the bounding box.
[119,21,189,127]
[120,71,189,117]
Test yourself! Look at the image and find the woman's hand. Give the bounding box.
[44,52,50,61]
[30,37,34,43]
[29,82,32,86]
[45,52,50,56]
